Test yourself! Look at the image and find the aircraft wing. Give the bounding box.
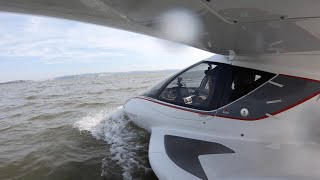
[1,0,320,55]
[149,128,320,180]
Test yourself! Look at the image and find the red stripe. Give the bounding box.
[215,114,268,121]
[133,96,214,116]
[281,74,320,83]
[131,74,320,121]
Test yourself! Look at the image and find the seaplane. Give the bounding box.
[2,0,320,179]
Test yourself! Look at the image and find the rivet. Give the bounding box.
[240,108,249,117]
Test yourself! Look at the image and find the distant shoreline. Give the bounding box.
[0,80,33,85]
[0,69,179,83]
[54,69,178,80]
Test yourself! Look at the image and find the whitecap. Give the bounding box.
[74,106,151,180]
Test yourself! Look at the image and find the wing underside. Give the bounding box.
[1,0,320,55]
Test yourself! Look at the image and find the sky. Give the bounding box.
[0,12,213,82]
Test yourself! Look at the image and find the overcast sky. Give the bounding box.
[0,12,212,82]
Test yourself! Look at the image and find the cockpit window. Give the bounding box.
[157,62,275,111]
[159,62,231,110]
[142,75,173,98]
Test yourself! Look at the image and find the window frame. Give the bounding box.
[154,61,277,112]
[153,61,205,99]
[156,61,225,111]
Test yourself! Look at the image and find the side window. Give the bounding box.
[158,62,275,111]
[219,66,276,107]
[159,62,230,110]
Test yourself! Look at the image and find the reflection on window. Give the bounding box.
[158,62,275,111]
[159,63,221,110]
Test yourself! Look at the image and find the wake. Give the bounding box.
[74,106,151,180]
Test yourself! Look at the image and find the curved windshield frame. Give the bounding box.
[158,62,227,111]
[142,62,204,98]
[156,61,276,111]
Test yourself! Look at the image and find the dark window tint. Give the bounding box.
[219,66,275,107]
[157,62,275,111]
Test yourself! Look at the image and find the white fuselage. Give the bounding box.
[125,54,320,143]
[124,54,320,179]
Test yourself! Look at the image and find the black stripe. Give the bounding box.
[164,135,235,180]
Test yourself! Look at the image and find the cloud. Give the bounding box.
[0,12,212,63]
[0,12,213,81]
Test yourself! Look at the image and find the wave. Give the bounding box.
[25,95,38,100]
[74,102,106,108]
[27,111,76,121]
[74,107,151,180]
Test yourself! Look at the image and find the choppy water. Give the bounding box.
[0,70,175,180]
